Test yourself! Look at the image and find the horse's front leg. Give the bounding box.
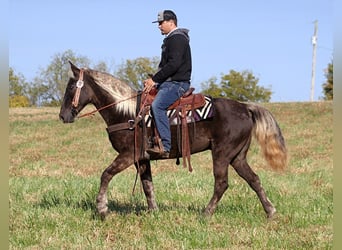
[96,153,133,219]
[138,160,158,211]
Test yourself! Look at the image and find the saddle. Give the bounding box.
[141,87,206,111]
[139,87,206,171]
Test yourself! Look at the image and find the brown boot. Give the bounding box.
[146,147,170,159]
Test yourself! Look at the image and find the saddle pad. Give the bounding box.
[144,96,214,127]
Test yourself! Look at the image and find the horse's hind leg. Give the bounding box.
[96,153,133,219]
[204,153,229,216]
[231,156,276,218]
[138,160,158,211]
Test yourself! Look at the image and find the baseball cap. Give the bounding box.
[152,10,177,23]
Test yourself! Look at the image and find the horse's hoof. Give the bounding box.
[97,204,108,220]
[266,207,277,219]
[203,208,213,218]
[147,207,159,213]
[99,211,108,221]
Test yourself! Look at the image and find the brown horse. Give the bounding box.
[59,62,287,220]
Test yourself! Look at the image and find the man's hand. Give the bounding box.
[143,78,156,93]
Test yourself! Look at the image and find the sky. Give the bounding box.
[9,0,333,102]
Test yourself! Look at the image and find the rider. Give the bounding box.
[144,10,192,159]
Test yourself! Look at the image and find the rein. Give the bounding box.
[77,93,141,118]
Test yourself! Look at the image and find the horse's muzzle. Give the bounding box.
[59,111,75,123]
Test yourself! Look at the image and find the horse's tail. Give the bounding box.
[248,104,288,171]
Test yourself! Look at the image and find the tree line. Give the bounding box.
[9,49,333,107]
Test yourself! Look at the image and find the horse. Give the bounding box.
[59,61,287,220]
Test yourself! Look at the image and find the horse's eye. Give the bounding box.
[67,82,76,90]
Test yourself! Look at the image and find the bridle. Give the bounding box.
[72,68,85,108]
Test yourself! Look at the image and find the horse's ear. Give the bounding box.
[69,60,80,78]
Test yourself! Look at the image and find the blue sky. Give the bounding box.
[9,0,333,102]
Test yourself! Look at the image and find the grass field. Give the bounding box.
[9,101,333,249]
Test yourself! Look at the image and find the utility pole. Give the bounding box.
[310,20,318,102]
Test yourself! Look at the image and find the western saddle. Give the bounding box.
[106,87,206,172]
[138,87,206,172]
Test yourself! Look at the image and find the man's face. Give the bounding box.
[158,20,174,35]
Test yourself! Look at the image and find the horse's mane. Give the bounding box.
[86,69,137,116]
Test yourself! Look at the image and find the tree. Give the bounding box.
[201,70,272,102]
[32,49,90,106]
[92,59,115,73]
[27,80,52,107]
[201,77,224,97]
[322,61,333,100]
[115,57,160,90]
[9,67,30,107]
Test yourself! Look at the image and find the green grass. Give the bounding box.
[9,102,333,249]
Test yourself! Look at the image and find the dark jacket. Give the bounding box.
[152,28,192,84]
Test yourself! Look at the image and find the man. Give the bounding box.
[144,10,192,158]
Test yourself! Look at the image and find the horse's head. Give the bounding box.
[60,61,138,124]
[59,61,92,123]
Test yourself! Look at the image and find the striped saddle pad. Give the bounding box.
[144,95,214,126]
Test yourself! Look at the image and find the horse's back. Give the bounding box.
[188,97,254,153]
[210,97,253,127]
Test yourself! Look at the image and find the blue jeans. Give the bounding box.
[151,81,190,152]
